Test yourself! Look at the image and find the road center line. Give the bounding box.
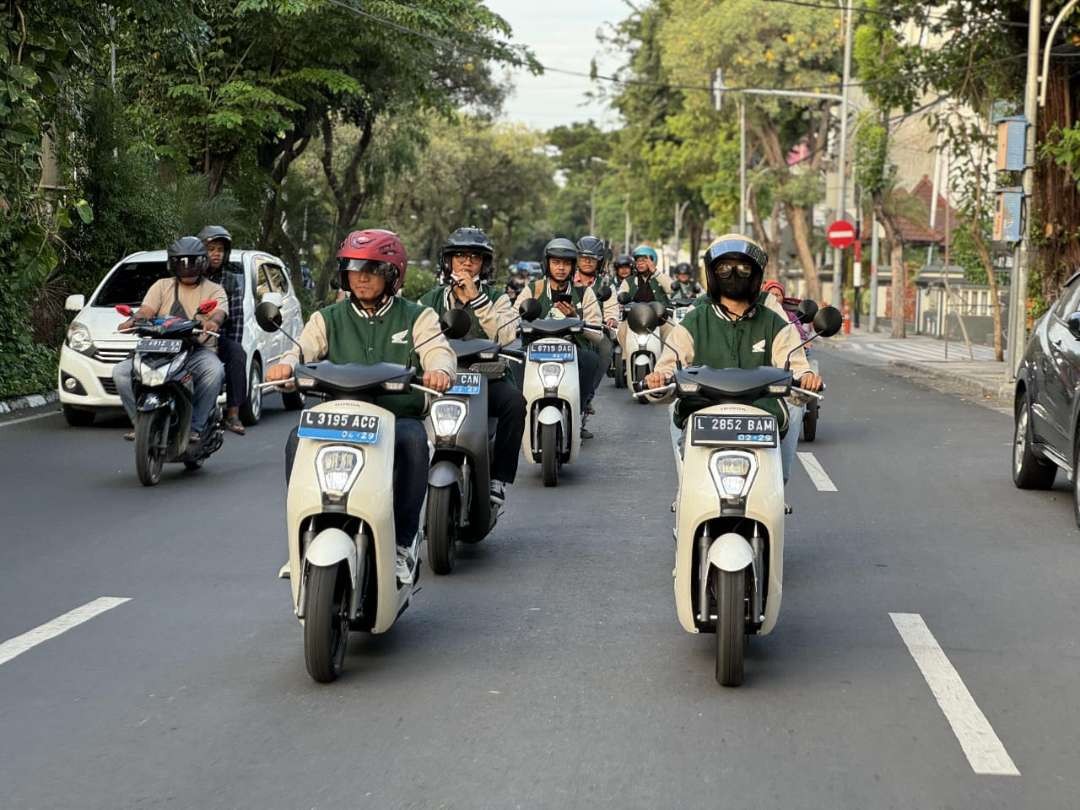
[797,451,837,491]
[889,612,1020,776]
[0,597,131,667]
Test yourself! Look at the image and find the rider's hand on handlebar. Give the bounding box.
[423,369,453,393]
[118,317,134,332]
[266,363,294,383]
[798,372,824,392]
[200,318,220,334]
[644,370,672,391]
[605,318,618,330]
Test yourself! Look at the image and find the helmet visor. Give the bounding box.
[341,259,395,277]
[711,261,755,280]
[169,255,206,278]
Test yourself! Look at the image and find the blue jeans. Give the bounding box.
[113,347,225,434]
[780,403,805,484]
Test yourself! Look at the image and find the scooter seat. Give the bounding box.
[449,338,501,363]
[521,318,584,339]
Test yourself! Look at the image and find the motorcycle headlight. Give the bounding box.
[636,333,651,349]
[431,400,467,438]
[66,322,93,354]
[538,362,565,389]
[315,446,364,497]
[135,358,169,387]
[708,451,756,499]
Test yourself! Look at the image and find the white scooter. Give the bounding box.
[616,292,666,395]
[255,302,470,683]
[630,302,842,686]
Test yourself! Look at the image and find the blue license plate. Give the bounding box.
[297,410,380,444]
[447,372,482,396]
[528,342,575,362]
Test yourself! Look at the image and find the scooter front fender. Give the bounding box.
[537,405,563,426]
[137,392,169,413]
[707,532,754,573]
[428,459,463,490]
[305,527,357,581]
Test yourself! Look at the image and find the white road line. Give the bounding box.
[0,409,61,428]
[796,452,837,491]
[890,612,1020,776]
[0,597,131,667]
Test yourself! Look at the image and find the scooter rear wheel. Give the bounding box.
[134,411,165,487]
[541,422,560,487]
[304,563,350,683]
[715,568,746,687]
[425,485,458,575]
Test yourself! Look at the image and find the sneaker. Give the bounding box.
[123,431,135,442]
[490,480,507,506]
[395,545,416,586]
[580,426,594,440]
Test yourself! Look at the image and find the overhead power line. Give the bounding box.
[759,0,1029,29]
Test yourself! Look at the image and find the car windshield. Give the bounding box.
[92,261,169,307]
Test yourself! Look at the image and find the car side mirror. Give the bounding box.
[1068,312,1080,340]
[627,302,659,335]
[255,300,283,332]
[65,294,85,312]
[519,298,541,322]
[617,291,631,306]
[796,299,819,324]
[813,306,843,337]
[441,308,472,339]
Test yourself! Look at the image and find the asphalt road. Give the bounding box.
[2,351,1079,809]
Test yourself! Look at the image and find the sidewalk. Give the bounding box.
[820,327,1014,406]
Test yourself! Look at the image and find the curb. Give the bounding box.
[0,390,58,416]
[888,360,1013,403]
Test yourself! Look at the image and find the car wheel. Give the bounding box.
[1012,398,1057,490]
[239,360,262,426]
[63,406,95,427]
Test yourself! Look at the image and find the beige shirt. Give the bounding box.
[515,279,603,347]
[282,300,456,380]
[141,277,228,346]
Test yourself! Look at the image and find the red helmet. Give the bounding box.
[337,229,408,293]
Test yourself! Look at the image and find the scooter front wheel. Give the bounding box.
[715,568,746,687]
[134,411,166,487]
[802,399,819,442]
[425,486,458,575]
[541,422,560,487]
[304,563,350,683]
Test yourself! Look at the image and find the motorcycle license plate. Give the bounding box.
[691,414,777,447]
[136,338,182,354]
[297,410,380,444]
[528,342,575,362]
[447,372,482,396]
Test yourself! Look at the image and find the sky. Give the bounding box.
[483,0,629,131]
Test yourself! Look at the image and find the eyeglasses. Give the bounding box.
[712,262,754,279]
[450,251,483,263]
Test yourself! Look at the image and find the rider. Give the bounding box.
[266,229,455,582]
[671,262,703,299]
[616,244,675,365]
[514,237,603,438]
[418,227,527,505]
[612,253,633,287]
[574,235,618,411]
[198,225,248,435]
[643,235,823,483]
[114,237,227,444]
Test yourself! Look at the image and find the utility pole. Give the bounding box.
[869,213,879,332]
[831,0,854,311]
[739,99,747,235]
[673,200,690,267]
[1007,0,1042,376]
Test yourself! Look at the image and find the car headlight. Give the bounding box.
[708,451,756,499]
[431,400,467,438]
[315,446,364,497]
[538,362,565,389]
[66,322,93,354]
[135,358,169,387]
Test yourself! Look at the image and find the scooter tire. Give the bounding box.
[715,568,746,687]
[134,411,165,487]
[281,389,305,411]
[802,400,819,442]
[541,422,560,487]
[425,485,458,575]
[304,563,349,683]
[614,360,626,389]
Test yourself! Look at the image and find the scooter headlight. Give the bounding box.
[538,362,565,389]
[708,451,756,499]
[315,446,365,497]
[135,358,169,387]
[431,400,467,438]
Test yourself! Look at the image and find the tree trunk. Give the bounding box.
[875,196,906,339]
[787,203,820,300]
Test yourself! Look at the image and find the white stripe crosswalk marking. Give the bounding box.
[0,597,131,667]
[890,613,1020,776]
[797,452,837,491]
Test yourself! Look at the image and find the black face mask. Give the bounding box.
[714,274,756,301]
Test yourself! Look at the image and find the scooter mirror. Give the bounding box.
[616,291,632,306]
[813,305,843,337]
[441,308,472,339]
[519,298,542,322]
[596,285,613,302]
[795,299,819,324]
[197,299,218,315]
[627,302,659,335]
[649,301,667,322]
[115,304,133,317]
[255,301,283,333]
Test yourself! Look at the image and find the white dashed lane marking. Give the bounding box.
[797,451,837,491]
[0,597,131,667]
[890,612,1020,776]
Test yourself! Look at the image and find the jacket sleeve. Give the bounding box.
[771,322,811,379]
[601,288,620,323]
[648,324,695,403]
[473,290,518,345]
[657,274,674,295]
[412,307,458,379]
[580,288,603,346]
[282,311,329,369]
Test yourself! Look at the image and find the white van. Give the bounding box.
[59,249,305,426]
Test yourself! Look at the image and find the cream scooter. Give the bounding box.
[255,302,470,683]
[631,302,842,686]
[616,293,666,395]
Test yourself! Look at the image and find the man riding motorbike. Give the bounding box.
[198,225,248,435]
[574,235,618,414]
[418,226,527,505]
[514,237,603,438]
[643,235,823,483]
[266,229,455,581]
[671,261,703,299]
[114,237,227,444]
[612,253,633,286]
[616,244,675,366]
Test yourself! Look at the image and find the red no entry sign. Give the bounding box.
[827,219,856,249]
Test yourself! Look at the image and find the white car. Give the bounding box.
[59,249,305,427]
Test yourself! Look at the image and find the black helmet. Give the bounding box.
[439,226,494,283]
[576,235,606,274]
[702,234,769,303]
[167,236,209,281]
[543,237,578,277]
[197,225,232,267]
[675,261,692,277]
[613,253,632,278]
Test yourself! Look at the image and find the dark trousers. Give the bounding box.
[577,346,601,407]
[217,336,247,409]
[489,377,526,484]
[285,417,429,547]
[592,336,613,395]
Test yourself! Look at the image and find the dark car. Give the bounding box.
[1013,270,1080,525]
